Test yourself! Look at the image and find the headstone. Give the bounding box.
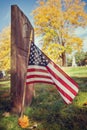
[72,56,77,67]
[11,5,34,113]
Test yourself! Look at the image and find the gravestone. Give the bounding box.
[11,5,34,113]
[72,56,77,67]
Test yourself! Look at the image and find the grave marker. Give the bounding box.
[11,5,34,113]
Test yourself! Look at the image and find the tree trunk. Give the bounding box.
[62,51,66,66]
[61,42,66,66]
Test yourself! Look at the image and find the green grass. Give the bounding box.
[0,66,87,130]
[63,66,87,77]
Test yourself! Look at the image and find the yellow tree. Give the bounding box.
[32,0,87,66]
[0,26,10,71]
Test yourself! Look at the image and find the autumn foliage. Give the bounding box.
[32,0,87,65]
[0,26,10,70]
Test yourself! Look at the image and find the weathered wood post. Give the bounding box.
[11,5,34,114]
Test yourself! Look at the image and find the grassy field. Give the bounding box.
[0,66,87,130]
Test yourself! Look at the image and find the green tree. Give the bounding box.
[32,0,87,66]
[75,51,87,66]
[67,51,87,66]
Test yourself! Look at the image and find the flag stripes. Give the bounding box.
[26,65,54,85]
[46,62,79,104]
[26,42,79,104]
[47,62,79,92]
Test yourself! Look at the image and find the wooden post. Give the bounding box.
[11,5,34,114]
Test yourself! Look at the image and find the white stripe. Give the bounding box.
[27,72,50,77]
[27,65,47,70]
[48,63,78,93]
[49,74,75,98]
[26,78,54,83]
[58,91,72,104]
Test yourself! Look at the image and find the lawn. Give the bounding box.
[0,66,87,130]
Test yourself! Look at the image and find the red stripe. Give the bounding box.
[46,66,77,96]
[55,85,73,102]
[26,75,52,80]
[50,62,79,88]
[27,68,48,73]
[26,81,55,85]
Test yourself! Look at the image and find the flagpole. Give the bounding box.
[20,29,34,117]
[20,76,27,117]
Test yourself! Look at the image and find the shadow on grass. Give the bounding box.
[27,96,87,130]
[25,81,87,130]
[0,75,87,130]
[71,76,87,92]
[0,126,6,130]
[0,85,11,113]
[0,84,11,130]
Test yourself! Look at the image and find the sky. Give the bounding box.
[0,0,36,31]
[0,0,87,52]
[75,27,87,52]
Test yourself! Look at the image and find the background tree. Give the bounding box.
[67,51,87,66]
[32,0,87,66]
[75,51,87,66]
[67,56,72,66]
[0,26,10,71]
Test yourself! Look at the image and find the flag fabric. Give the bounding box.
[26,42,79,104]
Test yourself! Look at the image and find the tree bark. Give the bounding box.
[61,42,66,66]
[61,51,66,66]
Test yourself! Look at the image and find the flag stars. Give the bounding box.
[29,43,49,66]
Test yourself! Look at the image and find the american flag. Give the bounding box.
[26,42,79,104]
